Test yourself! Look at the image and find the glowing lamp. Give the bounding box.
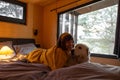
[0,46,15,60]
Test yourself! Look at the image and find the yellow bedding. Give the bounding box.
[27,46,69,70]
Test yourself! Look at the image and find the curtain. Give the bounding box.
[59,11,79,44]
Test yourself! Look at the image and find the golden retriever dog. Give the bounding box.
[65,43,90,67]
[74,43,90,63]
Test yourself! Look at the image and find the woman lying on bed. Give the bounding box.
[26,32,89,70]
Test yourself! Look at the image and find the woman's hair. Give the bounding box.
[57,32,74,50]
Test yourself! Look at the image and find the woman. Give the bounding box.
[27,32,74,70]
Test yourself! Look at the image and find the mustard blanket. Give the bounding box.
[27,46,69,70]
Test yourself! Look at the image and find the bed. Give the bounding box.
[0,38,120,80]
[45,62,120,80]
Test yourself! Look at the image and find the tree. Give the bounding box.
[77,5,117,54]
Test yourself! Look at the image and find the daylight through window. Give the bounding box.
[0,1,23,19]
[58,0,118,55]
[0,0,26,24]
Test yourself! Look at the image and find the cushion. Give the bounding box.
[13,43,37,61]
[13,43,37,55]
[0,41,15,60]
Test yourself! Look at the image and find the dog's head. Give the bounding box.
[74,43,90,63]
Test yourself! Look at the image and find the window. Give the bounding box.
[58,0,119,59]
[0,0,26,24]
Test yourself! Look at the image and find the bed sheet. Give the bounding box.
[0,61,120,80]
[0,62,50,80]
[45,62,120,80]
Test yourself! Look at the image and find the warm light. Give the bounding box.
[0,46,15,60]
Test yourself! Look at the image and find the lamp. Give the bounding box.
[0,46,15,60]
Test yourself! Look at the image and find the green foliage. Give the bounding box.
[77,5,117,54]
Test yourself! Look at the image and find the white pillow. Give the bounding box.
[13,43,37,55]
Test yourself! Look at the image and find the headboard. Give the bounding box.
[0,38,35,45]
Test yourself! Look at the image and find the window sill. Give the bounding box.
[91,53,118,59]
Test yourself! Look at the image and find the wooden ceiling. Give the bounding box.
[75,0,118,14]
[19,0,60,6]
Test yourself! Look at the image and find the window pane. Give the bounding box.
[58,0,118,55]
[0,1,23,19]
[77,5,118,55]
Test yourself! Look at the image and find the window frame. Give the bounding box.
[0,0,27,25]
[57,0,119,59]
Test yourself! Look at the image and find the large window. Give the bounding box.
[58,0,119,58]
[0,0,26,24]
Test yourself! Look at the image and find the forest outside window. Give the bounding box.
[58,0,119,59]
[0,0,26,24]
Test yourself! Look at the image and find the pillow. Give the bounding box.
[13,43,37,61]
[13,43,37,55]
[0,41,15,60]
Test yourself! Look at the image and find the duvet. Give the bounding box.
[0,62,50,80]
[45,62,120,80]
[0,62,119,80]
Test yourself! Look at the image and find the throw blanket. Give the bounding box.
[27,46,69,70]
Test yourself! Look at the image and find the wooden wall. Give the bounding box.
[0,3,43,45]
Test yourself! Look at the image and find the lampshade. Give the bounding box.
[0,46,15,60]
